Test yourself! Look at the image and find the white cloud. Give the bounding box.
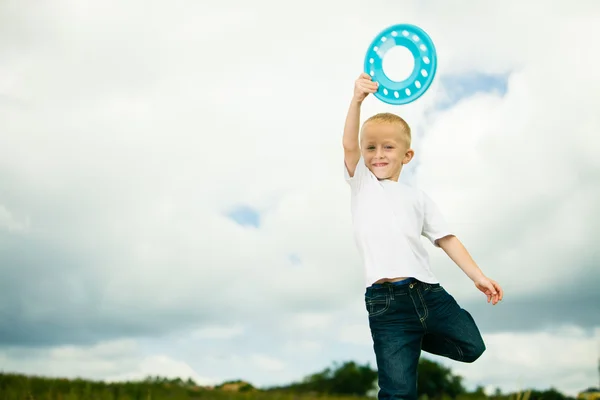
[107,355,216,386]
[0,203,29,233]
[283,340,323,354]
[189,324,245,340]
[250,354,286,372]
[338,324,372,346]
[0,339,216,385]
[283,312,336,332]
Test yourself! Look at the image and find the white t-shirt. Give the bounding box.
[345,157,453,287]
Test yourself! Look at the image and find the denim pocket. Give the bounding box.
[429,283,444,293]
[365,294,390,317]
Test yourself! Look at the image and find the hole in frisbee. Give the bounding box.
[381,45,414,82]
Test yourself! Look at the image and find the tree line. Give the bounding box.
[267,359,575,400]
[0,358,580,400]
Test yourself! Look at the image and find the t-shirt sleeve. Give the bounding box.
[344,156,369,190]
[421,191,454,247]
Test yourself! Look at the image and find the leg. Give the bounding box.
[420,284,486,363]
[371,326,422,400]
[365,286,425,400]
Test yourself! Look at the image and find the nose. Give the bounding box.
[375,147,384,158]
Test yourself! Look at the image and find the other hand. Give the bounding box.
[353,72,378,103]
[474,276,503,305]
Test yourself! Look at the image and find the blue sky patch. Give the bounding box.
[226,205,261,228]
[435,72,509,110]
[288,253,301,266]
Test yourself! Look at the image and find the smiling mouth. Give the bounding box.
[373,163,388,167]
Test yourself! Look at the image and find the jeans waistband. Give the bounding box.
[369,277,417,289]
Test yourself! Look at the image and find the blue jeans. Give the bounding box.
[365,279,486,400]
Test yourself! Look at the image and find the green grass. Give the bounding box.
[0,369,578,400]
[0,373,371,400]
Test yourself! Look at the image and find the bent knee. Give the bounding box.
[463,339,486,363]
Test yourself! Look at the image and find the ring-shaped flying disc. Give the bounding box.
[364,24,437,105]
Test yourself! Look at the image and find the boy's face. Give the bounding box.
[360,121,414,181]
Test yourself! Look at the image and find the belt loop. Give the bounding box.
[388,284,394,300]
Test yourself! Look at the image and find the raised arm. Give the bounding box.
[343,73,378,177]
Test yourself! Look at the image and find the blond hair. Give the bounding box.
[363,112,411,147]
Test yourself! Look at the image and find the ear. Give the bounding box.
[402,148,415,165]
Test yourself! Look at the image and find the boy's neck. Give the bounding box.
[383,169,402,182]
[378,176,400,183]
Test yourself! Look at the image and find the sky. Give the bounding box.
[1,0,599,397]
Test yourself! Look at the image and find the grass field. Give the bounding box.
[0,371,583,400]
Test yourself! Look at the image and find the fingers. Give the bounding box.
[492,280,504,302]
[477,278,503,305]
[356,78,378,91]
[487,282,502,305]
[351,72,378,103]
[356,73,379,93]
[358,81,378,93]
[485,283,497,305]
[479,282,498,305]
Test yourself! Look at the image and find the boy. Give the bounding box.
[343,73,503,400]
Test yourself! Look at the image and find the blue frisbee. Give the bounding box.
[364,24,437,105]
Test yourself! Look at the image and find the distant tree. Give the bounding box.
[417,358,467,399]
[239,383,255,392]
[473,386,486,396]
[289,360,378,396]
[329,361,378,396]
[528,388,569,400]
[282,358,467,398]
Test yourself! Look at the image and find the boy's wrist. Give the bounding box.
[351,96,364,106]
[469,270,486,282]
